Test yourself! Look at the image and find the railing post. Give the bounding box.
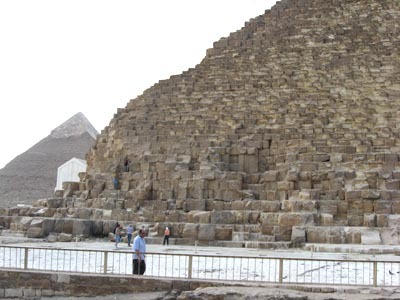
[103,251,108,274]
[23,248,29,270]
[373,261,378,287]
[279,258,284,283]
[188,254,193,279]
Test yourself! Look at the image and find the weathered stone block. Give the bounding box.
[278,213,314,227]
[260,201,280,212]
[182,223,199,239]
[211,211,236,224]
[215,225,232,240]
[198,224,215,241]
[184,199,205,211]
[260,213,279,226]
[373,201,392,214]
[27,227,44,238]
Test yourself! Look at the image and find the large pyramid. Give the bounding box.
[2,0,399,246]
[80,0,400,246]
[0,113,97,208]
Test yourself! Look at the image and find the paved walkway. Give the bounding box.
[2,235,400,262]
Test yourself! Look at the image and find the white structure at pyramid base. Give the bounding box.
[55,157,87,191]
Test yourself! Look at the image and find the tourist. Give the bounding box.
[163,226,170,246]
[113,177,119,190]
[124,158,131,172]
[132,229,146,275]
[141,225,147,236]
[115,224,122,249]
[127,224,134,247]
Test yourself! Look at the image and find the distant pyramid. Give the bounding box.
[0,112,98,208]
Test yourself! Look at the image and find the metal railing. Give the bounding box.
[1,245,400,287]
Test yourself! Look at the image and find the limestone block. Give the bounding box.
[347,215,363,226]
[364,214,377,227]
[46,198,64,208]
[392,191,400,200]
[291,227,306,246]
[27,227,44,238]
[151,211,166,222]
[215,225,232,240]
[345,191,361,200]
[384,179,400,190]
[277,181,294,191]
[299,190,311,200]
[260,213,279,226]
[261,225,274,235]
[232,231,249,241]
[376,214,388,227]
[184,199,205,212]
[175,199,184,210]
[392,201,400,214]
[58,233,73,242]
[182,223,199,239]
[362,199,374,213]
[278,213,314,227]
[102,220,117,235]
[318,200,338,215]
[206,199,224,211]
[72,220,92,237]
[231,200,245,210]
[281,200,315,212]
[274,225,292,241]
[320,213,333,226]
[344,229,362,244]
[222,190,242,201]
[62,182,80,192]
[361,230,381,245]
[192,211,211,223]
[168,211,183,222]
[211,211,236,224]
[74,208,93,219]
[5,289,23,298]
[260,171,279,182]
[260,201,280,212]
[306,227,335,244]
[19,217,33,231]
[373,201,392,214]
[337,201,348,214]
[361,190,380,199]
[265,190,278,200]
[92,221,103,236]
[198,224,215,241]
[285,170,298,181]
[347,199,363,211]
[54,219,74,234]
[324,227,346,244]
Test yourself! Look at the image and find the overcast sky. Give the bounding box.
[0,0,277,169]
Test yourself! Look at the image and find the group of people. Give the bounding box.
[113,223,171,275]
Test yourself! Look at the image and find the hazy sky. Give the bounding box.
[0,0,277,169]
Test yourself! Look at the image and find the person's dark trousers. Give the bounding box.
[133,259,146,275]
[163,235,169,245]
[127,234,132,246]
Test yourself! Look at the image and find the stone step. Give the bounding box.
[212,240,292,249]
